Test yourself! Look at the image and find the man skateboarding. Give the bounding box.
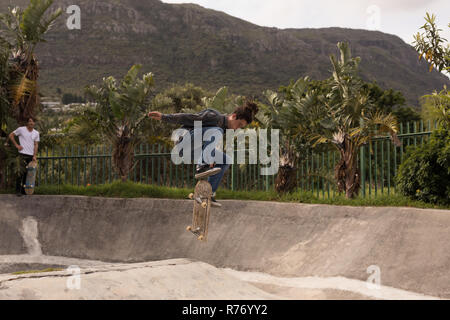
[148,101,258,206]
[8,118,40,196]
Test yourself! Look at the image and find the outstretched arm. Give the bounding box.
[148,110,221,127]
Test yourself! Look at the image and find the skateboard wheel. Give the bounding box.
[189,193,194,199]
[186,226,192,231]
[198,235,204,241]
[201,202,207,209]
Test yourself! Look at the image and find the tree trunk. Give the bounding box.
[335,137,360,199]
[275,164,297,194]
[113,137,134,183]
[0,155,5,189]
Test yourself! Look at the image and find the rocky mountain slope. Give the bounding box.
[1,0,448,106]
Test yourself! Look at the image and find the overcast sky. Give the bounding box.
[162,0,450,45]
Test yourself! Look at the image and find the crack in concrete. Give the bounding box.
[0,259,191,287]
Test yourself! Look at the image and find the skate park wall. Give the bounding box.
[0,195,449,298]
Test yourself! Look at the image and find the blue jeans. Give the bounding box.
[189,127,231,193]
[16,154,33,194]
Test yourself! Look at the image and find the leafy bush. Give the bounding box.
[395,128,450,204]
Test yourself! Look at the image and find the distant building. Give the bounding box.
[42,101,61,108]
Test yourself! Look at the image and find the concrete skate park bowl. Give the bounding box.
[0,194,449,300]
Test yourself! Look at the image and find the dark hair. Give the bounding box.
[20,117,36,126]
[233,100,259,124]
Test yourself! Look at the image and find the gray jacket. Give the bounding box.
[161,109,228,131]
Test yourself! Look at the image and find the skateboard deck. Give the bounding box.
[187,179,212,241]
[24,160,37,195]
[186,166,221,241]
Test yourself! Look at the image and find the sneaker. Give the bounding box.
[195,164,221,180]
[211,197,222,207]
[211,192,222,207]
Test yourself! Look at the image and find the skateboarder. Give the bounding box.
[8,118,40,196]
[148,101,258,206]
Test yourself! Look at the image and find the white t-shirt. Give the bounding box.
[13,126,40,156]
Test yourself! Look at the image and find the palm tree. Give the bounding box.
[309,43,401,198]
[0,41,11,187]
[0,41,9,132]
[264,43,400,198]
[0,1,61,187]
[77,65,154,182]
[180,86,246,115]
[0,0,62,124]
[259,80,318,193]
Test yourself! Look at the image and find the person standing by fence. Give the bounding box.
[8,118,40,196]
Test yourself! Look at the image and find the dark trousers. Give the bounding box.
[16,154,33,194]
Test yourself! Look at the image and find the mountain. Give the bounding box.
[1,0,449,106]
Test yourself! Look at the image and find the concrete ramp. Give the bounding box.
[0,259,440,300]
[0,259,279,300]
[0,195,449,299]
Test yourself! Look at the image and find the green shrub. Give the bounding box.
[395,128,450,204]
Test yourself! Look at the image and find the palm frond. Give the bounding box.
[358,111,401,146]
[21,0,61,44]
[310,134,330,148]
[39,7,62,35]
[8,73,35,107]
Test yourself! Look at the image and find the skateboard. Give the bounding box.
[24,160,37,195]
[186,167,221,241]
